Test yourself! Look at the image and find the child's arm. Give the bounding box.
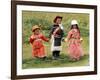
[29,35,34,44]
[41,34,49,42]
[53,27,60,36]
[65,31,72,42]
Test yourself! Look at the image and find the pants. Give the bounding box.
[52,51,60,58]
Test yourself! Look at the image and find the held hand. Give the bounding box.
[62,38,65,42]
[47,38,50,42]
[65,38,68,42]
[80,37,83,43]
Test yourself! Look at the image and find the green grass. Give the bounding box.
[22,11,89,43]
[22,38,89,69]
[22,54,89,69]
[22,11,89,69]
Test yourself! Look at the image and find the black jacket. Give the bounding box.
[49,24,64,39]
[49,24,64,46]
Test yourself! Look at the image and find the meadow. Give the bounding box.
[22,11,89,69]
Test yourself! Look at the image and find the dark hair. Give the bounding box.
[53,16,63,23]
[70,24,80,34]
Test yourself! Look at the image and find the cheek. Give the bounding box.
[56,19,61,23]
[34,31,38,34]
[58,20,62,23]
[58,21,61,23]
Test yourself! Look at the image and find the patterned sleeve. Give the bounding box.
[49,26,54,38]
[29,35,34,44]
[41,34,49,42]
[67,30,72,40]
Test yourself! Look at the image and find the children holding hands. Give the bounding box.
[29,19,84,61]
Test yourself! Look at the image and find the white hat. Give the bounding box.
[71,20,78,25]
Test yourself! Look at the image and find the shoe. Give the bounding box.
[52,57,57,60]
[52,57,59,60]
[41,56,47,60]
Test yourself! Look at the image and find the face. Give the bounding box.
[72,25,77,29]
[34,29,40,35]
[55,18,62,24]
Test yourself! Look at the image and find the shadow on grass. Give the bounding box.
[22,54,89,69]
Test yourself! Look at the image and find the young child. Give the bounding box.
[65,20,84,61]
[49,16,64,60]
[29,25,49,59]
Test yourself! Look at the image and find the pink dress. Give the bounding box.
[30,33,49,58]
[67,29,84,60]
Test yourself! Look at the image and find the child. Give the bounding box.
[65,20,84,61]
[49,16,64,60]
[29,25,49,59]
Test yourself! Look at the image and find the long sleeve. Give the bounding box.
[49,26,54,38]
[53,27,64,38]
[29,35,34,44]
[53,27,59,35]
[41,34,49,42]
[67,31,72,41]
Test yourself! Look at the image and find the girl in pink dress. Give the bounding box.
[65,20,84,61]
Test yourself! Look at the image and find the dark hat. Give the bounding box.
[53,16,63,23]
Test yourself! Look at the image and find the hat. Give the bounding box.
[53,16,63,23]
[32,25,40,32]
[71,20,78,25]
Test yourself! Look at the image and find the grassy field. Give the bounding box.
[22,11,89,69]
[22,42,89,69]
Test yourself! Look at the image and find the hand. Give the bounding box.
[31,36,34,39]
[59,24,64,30]
[62,38,65,42]
[65,38,68,42]
[59,24,62,26]
[80,37,83,43]
[47,38,50,42]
